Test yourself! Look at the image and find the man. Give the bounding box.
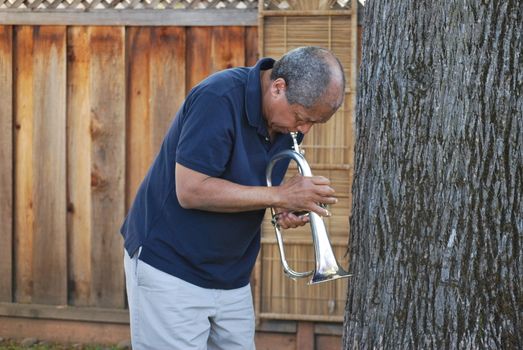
[121,46,345,349]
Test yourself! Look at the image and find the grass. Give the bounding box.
[0,339,120,350]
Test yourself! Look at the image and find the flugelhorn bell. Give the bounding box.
[266,132,351,285]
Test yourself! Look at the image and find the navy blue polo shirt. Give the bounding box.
[120,58,303,289]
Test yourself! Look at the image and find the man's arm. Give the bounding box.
[175,163,336,217]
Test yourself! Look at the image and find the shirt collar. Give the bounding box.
[245,58,275,137]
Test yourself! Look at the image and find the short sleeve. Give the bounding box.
[176,92,234,177]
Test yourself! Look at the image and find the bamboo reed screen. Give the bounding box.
[256,0,357,322]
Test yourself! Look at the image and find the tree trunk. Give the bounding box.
[343,1,522,349]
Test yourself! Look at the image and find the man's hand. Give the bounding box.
[272,210,310,229]
[275,174,337,218]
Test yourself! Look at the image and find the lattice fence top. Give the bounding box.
[0,0,258,10]
[263,0,351,11]
[0,0,355,11]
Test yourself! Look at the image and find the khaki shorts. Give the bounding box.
[124,248,256,350]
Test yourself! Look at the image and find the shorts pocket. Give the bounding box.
[136,260,183,293]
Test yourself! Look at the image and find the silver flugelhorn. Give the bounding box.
[266,132,351,285]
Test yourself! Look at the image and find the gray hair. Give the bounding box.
[270,46,345,109]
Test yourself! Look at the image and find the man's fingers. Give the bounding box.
[277,212,310,229]
[310,176,331,185]
[316,193,337,204]
[307,204,331,218]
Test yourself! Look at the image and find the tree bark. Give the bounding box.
[343,1,522,349]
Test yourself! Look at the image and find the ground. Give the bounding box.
[0,338,127,350]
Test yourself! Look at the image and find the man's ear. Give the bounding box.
[272,78,287,96]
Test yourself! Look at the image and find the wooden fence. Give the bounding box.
[0,24,257,310]
[0,5,362,345]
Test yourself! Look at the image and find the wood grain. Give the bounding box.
[14,25,36,304]
[211,26,246,71]
[31,25,67,305]
[126,27,152,210]
[14,26,68,305]
[89,26,125,308]
[186,26,212,92]
[0,25,13,302]
[67,26,93,306]
[126,26,186,209]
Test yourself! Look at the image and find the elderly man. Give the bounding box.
[121,46,345,349]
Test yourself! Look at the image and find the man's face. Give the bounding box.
[266,91,335,136]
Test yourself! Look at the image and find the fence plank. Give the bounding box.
[296,322,314,350]
[186,26,212,92]
[14,26,35,304]
[186,26,249,92]
[0,9,258,27]
[0,25,13,302]
[32,26,67,305]
[245,25,259,66]
[67,26,93,306]
[14,26,68,305]
[211,26,246,71]
[89,26,126,308]
[126,27,152,209]
[149,27,186,152]
[126,26,186,209]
